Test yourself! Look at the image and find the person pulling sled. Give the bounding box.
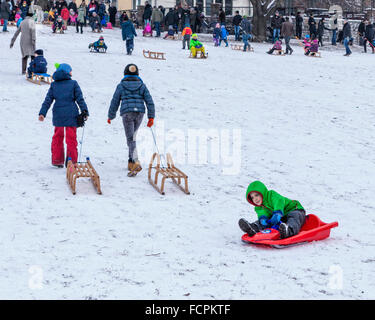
[107,64,155,176]
[38,63,89,168]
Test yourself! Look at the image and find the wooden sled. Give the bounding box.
[148,153,190,195]
[66,157,102,195]
[231,44,254,52]
[307,52,321,58]
[26,72,52,85]
[165,34,182,40]
[189,51,208,59]
[143,49,166,60]
[90,46,107,53]
[143,33,152,37]
[272,49,285,56]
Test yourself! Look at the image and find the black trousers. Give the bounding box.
[76,21,83,33]
[296,25,302,39]
[22,55,34,74]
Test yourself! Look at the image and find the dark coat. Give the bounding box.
[67,1,77,13]
[365,24,374,40]
[164,9,175,26]
[218,10,225,24]
[358,22,365,35]
[317,20,327,36]
[108,77,155,120]
[296,14,303,27]
[240,18,251,34]
[121,20,137,40]
[39,69,88,127]
[29,55,47,74]
[143,3,152,20]
[342,22,352,39]
[232,14,242,26]
[308,16,316,33]
[271,15,283,29]
[0,1,11,20]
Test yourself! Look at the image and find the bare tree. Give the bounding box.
[250,0,280,41]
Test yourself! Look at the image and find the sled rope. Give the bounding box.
[150,126,166,168]
[78,125,85,163]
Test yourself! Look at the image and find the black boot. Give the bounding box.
[238,218,257,236]
[279,223,291,239]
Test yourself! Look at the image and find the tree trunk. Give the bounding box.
[250,0,279,42]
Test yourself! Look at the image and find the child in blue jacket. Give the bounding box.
[89,36,108,52]
[39,63,89,167]
[27,49,48,79]
[220,24,229,47]
[107,64,155,174]
[121,15,137,55]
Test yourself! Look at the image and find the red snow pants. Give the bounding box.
[51,127,78,165]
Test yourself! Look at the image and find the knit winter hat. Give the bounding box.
[35,49,44,55]
[124,64,139,76]
[56,63,72,73]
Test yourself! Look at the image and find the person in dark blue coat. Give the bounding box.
[27,49,48,78]
[107,64,155,174]
[38,63,89,167]
[121,14,137,55]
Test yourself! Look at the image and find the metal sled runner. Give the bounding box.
[143,50,166,60]
[89,46,107,53]
[231,44,253,52]
[189,51,208,59]
[148,153,190,195]
[27,73,52,85]
[66,157,102,195]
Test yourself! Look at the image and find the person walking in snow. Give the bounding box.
[10,12,36,75]
[107,64,155,175]
[281,16,294,55]
[121,14,137,55]
[239,181,306,239]
[38,63,89,167]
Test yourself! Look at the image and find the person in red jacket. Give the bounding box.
[61,6,70,29]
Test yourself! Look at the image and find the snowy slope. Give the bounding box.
[0,24,375,299]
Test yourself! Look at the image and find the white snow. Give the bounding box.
[0,24,375,300]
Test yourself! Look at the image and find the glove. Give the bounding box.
[147,118,154,127]
[259,216,269,228]
[107,119,111,124]
[269,211,283,226]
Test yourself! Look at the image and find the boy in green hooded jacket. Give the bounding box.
[239,180,306,239]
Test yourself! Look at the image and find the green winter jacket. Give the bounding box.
[246,180,304,220]
[190,35,203,48]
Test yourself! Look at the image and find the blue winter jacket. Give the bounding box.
[213,27,221,39]
[121,20,137,40]
[108,76,155,120]
[39,69,89,127]
[220,26,228,39]
[29,56,48,74]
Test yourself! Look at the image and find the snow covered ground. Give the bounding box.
[0,24,375,300]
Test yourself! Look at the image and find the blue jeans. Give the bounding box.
[3,19,8,31]
[234,25,240,41]
[273,28,280,43]
[242,34,249,50]
[126,38,134,54]
[144,19,150,26]
[332,29,337,45]
[154,21,160,37]
[344,37,351,54]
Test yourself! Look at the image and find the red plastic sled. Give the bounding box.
[241,214,338,248]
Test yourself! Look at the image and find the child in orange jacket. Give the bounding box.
[182,26,192,50]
